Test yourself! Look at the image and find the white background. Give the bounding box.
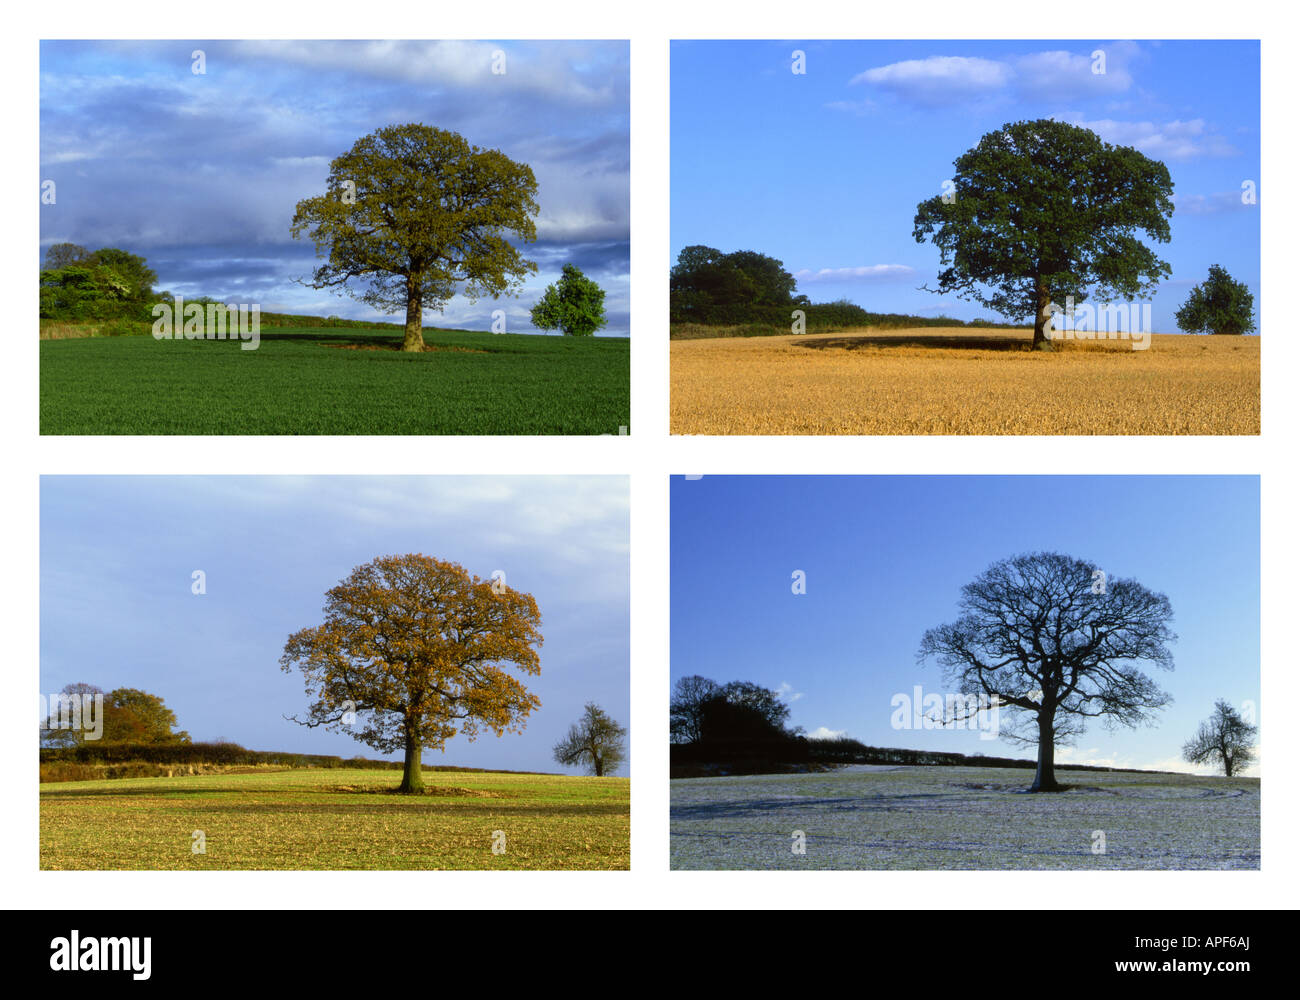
[4,0,1294,910]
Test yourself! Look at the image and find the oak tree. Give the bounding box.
[919,552,1176,791]
[291,124,539,352]
[914,119,1174,348]
[280,554,543,793]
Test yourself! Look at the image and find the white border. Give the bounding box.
[4,1,1295,910]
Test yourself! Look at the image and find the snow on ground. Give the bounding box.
[669,765,1259,870]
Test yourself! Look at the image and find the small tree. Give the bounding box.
[553,702,627,776]
[1174,265,1256,336]
[291,124,539,352]
[914,119,1174,348]
[281,554,543,793]
[1182,699,1257,776]
[919,552,1176,792]
[530,263,608,336]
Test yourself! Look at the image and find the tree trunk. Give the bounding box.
[593,753,604,778]
[397,730,424,793]
[401,273,424,352]
[1029,711,1061,792]
[1032,276,1052,349]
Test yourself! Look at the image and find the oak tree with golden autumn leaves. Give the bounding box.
[280,554,543,793]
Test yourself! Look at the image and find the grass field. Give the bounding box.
[41,767,630,870]
[670,765,1259,870]
[670,327,1259,435]
[41,327,630,435]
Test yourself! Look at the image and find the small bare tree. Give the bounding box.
[919,552,1176,792]
[553,702,626,777]
[1183,699,1257,777]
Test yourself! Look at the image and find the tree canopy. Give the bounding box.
[918,552,1176,791]
[280,553,543,793]
[1174,264,1256,335]
[1182,699,1257,777]
[530,263,608,336]
[40,683,190,747]
[291,123,539,352]
[552,702,627,776]
[670,675,794,745]
[913,119,1174,347]
[670,245,803,317]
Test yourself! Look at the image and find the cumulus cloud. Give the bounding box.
[776,681,804,702]
[39,40,630,334]
[850,56,1012,106]
[846,43,1138,108]
[807,726,847,740]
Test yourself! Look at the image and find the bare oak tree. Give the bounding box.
[918,552,1176,791]
[1183,699,1257,777]
[280,554,543,793]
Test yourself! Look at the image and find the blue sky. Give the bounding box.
[40,40,630,335]
[41,476,630,774]
[671,476,1260,776]
[671,40,1260,334]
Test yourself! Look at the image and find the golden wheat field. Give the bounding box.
[670,327,1260,435]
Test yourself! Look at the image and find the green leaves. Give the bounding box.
[914,119,1174,323]
[530,263,608,336]
[291,124,540,343]
[1175,264,1256,335]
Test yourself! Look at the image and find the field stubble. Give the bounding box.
[40,767,630,870]
[670,327,1259,434]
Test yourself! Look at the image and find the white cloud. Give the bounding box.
[776,681,804,702]
[850,56,1012,106]
[848,44,1139,108]
[1055,115,1237,160]
[1173,190,1256,215]
[807,726,847,740]
[794,264,915,283]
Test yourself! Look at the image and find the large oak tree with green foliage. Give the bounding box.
[291,124,540,352]
[914,119,1174,348]
[918,552,1176,792]
[281,554,543,793]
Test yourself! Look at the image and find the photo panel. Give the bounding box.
[669,40,1260,435]
[670,474,1260,870]
[39,475,630,870]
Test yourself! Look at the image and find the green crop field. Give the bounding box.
[40,327,630,435]
[40,767,630,870]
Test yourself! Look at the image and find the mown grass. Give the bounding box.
[41,767,630,870]
[670,326,1259,435]
[41,327,630,435]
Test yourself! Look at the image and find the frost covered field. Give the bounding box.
[670,765,1259,870]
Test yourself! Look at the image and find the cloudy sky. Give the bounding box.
[40,40,630,335]
[672,476,1260,776]
[672,40,1259,334]
[41,476,630,774]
